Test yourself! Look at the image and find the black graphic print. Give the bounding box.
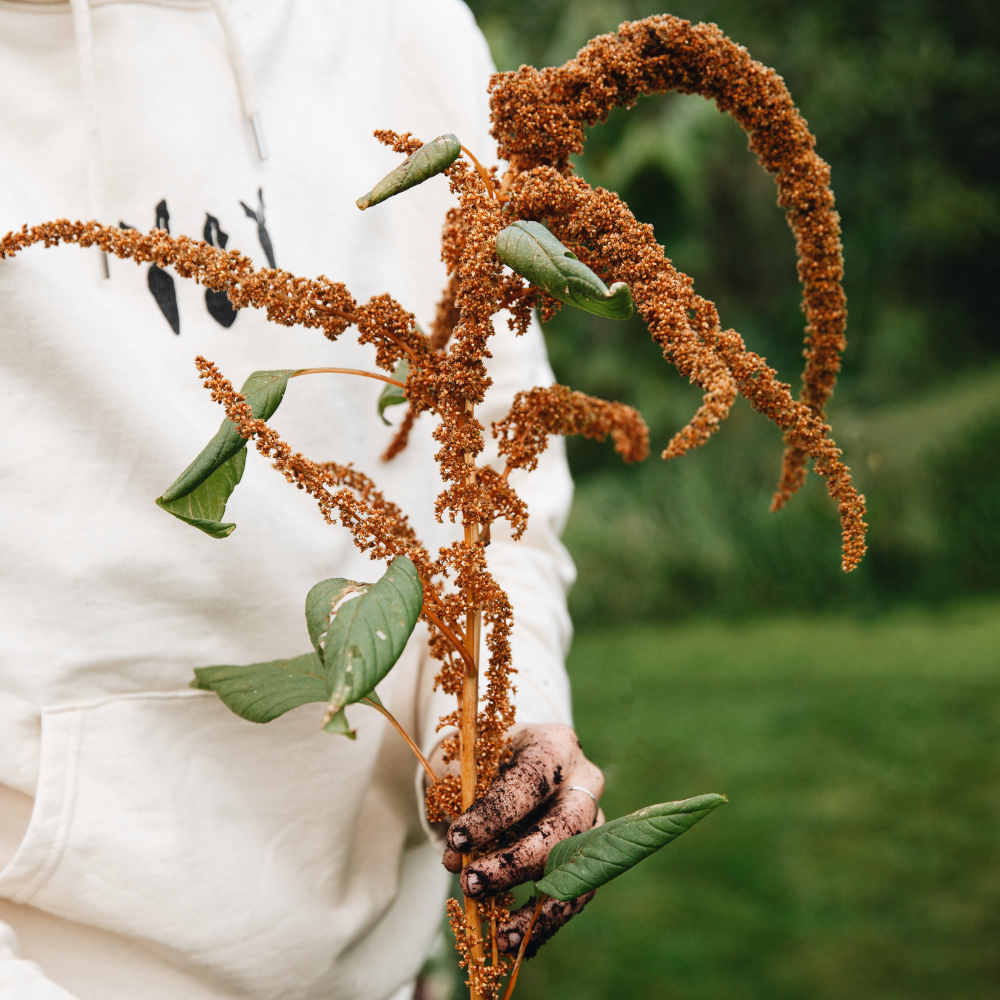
[122,195,278,335]
[240,187,277,268]
[203,214,238,327]
[120,208,179,335]
[148,200,180,335]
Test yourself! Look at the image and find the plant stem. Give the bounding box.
[290,367,406,387]
[459,399,485,999]
[360,697,437,786]
[500,895,545,1000]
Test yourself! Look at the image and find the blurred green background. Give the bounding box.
[428,2,999,998]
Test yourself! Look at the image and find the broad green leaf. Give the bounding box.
[155,448,245,538]
[305,577,369,663]
[534,793,726,901]
[494,221,634,321]
[323,556,423,717]
[158,369,296,507]
[191,652,327,723]
[378,359,409,425]
[356,134,462,211]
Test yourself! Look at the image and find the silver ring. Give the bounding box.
[565,785,598,804]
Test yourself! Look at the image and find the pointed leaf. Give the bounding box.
[356,134,462,210]
[378,359,409,424]
[495,221,634,320]
[322,708,357,739]
[535,793,727,901]
[157,370,297,536]
[155,447,245,538]
[323,556,423,715]
[192,652,327,723]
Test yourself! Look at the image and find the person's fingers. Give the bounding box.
[497,892,596,958]
[460,787,598,898]
[444,792,600,878]
[446,736,566,854]
[446,724,602,854]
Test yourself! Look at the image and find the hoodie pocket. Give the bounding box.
[0,688,403,997]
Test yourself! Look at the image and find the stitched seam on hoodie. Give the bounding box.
[45,688,214,716]
[8,709,84,905]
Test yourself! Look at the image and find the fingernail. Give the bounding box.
[506,931,522,948]
[450,829,470,850]
[465,871,485,895]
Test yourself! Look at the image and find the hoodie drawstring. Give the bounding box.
[68,0,109,278]
[68,0,268,279]
[210,0,269,161]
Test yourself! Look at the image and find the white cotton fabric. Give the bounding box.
[0,1,576,997]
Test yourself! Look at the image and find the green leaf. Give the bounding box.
[534,793,727,901]
[322,708,357,740]
[377,359,409,425]
[155,448,245,538]
[494,221,634,320]
[356,134,462,211]
[321,692,381,739]
[157,369,296,536]
[305,577,369,662]
[322,556,423,717]
[192,652,327,723]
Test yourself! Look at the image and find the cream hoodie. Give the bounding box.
[0,1,576,997]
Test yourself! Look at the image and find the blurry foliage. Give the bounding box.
[466,0,1000,621]
[514,605,1000,1000]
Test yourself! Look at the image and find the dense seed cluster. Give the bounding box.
[505,167,865,570]
[490,13,852,523]
[495,384,650,472]
[0,219,360,341]
[193,357,441,582]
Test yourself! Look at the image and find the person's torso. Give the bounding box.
[0,2,503,996]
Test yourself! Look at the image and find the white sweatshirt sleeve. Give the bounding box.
[0,924,77,1000]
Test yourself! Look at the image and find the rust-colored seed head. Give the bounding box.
[489,14,865,570]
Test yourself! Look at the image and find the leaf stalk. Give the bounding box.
[292,367,406,388]
[361,696,437,786]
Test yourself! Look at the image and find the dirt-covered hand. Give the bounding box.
[441,723,604,955]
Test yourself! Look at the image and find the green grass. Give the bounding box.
[507,601,1000,1000]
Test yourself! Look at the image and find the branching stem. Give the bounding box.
[421,603,475,673]
[461,146,497,202]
